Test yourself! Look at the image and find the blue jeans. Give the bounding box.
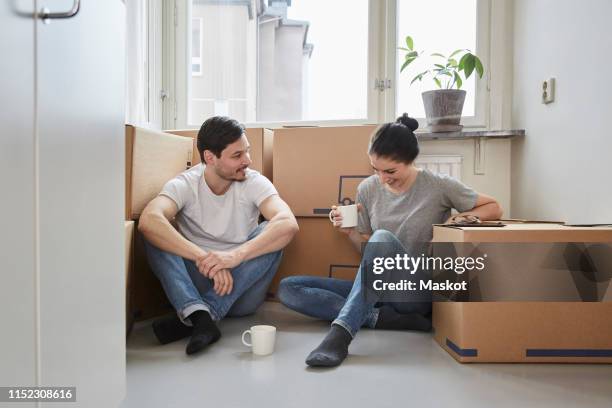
[144,222,282,324]
[278,229,431,337]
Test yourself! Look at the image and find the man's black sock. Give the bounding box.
[374,305,432,332]
[185,310,221,355]
[305,324,352,367]
[152,314,193,345]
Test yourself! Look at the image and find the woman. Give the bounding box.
[277,114,503,367]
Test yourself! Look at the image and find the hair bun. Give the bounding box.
[396,113,419,132]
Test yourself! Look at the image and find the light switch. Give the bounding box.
[542,78,555,104]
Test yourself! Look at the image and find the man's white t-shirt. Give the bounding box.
[159,163,278,252]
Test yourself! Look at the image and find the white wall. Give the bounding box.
[511,0,612,224]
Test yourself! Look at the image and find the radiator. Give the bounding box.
[415,155,463,181]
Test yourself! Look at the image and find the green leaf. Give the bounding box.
[398,47,410,51]
[405,50,418,59]
[454,71,463,89]
[400,57,416,72]
[474,56,484,78]
[448,58,458,67]
[405,36,414,50]
[434,64,446,69]
[458,53,468,69]
[434,77,442,88]
[462,54,475,79]
[449,49,464,58]
[410,70,428,85]
[431,53,446,58]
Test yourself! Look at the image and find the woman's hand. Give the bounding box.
[330,204,363,235]
[445,214,480,225]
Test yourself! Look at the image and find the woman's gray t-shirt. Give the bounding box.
[356,169,478,255]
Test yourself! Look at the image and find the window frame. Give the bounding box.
[139,0,164,130]
[191,17,203,77]
[162,0,503,130]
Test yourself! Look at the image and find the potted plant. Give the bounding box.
[399,35,484,132]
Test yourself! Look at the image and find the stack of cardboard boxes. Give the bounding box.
[125,125,195,327]
[268,125,378,295]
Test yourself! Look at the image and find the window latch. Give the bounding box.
[374,78,392,92]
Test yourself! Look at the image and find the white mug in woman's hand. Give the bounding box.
[329,204,358,228]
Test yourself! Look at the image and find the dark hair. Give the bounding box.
[197,116,245,163]
[368,113,419,164]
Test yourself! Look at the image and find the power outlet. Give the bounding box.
[542,78,555,104]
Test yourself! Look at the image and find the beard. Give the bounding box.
[217,165,248,181]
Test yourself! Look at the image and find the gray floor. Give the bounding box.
[122,302,612,408]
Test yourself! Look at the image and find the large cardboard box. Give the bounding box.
[432,224,612,302]
[125,125,194,220]
[125,221,135,336]
[130,221,175,321]
[268,217,361,298]
[165,128,273,180]
[273,126,376,217]
[431,223,612,363]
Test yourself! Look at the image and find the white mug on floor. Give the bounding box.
[242,325,276,356]
[329,204,358,228]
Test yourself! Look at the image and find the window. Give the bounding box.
[394,0,489,126]
[395,0,478,118]
[164,0,495,129]
[175,0,371,127]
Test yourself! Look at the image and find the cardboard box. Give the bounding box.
[165,128,273,180]
[432,224,612,302]
[434,302,612,363]
[268,217,361,298]
[125,125,194,220]
[130,221,174,321]
[432,223,612,363]
[433,223,612,243]
[273,126,376,217]
[125,221,135,336]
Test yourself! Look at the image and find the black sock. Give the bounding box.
[152,314,193,345]
[374,305,432,332]
[305,324,352,367]
[185,310,221,355]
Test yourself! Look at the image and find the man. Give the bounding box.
[139,116,298,356]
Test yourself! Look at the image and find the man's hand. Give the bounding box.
[212,269,233,296]
[196,250,244,278]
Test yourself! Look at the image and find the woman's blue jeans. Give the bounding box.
[278,229,431,337]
